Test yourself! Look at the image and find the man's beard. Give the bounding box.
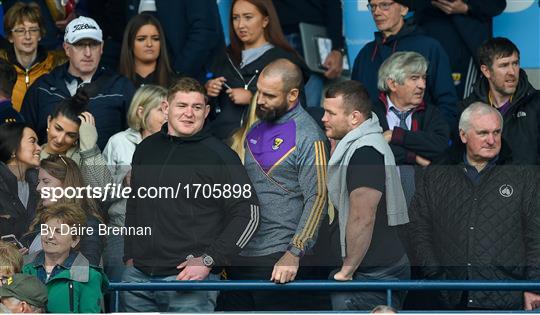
[255,102,289,122]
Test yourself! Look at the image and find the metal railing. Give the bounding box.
[109,280,540,312]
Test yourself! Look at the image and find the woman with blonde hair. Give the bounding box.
[102,84,167,281]
[0,241,23,281]
[229,91,258,163]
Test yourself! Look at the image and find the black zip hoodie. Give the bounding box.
[124,124,260,276]
[460,69,540,165]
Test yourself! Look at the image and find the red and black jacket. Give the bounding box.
[373,92,450,165]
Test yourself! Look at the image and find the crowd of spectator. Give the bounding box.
[0,0,539,313]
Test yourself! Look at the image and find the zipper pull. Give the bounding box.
[245,70,259,90]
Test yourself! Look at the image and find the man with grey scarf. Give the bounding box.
[322,80,409,310]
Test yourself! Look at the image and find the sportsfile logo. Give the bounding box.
[73,23,97,31]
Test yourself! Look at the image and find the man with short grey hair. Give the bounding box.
[20,16,135,149]
[351,0,458,128]
[374,51,449,203]
[409,102,540,310]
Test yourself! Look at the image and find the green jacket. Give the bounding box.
[23,251,108,313]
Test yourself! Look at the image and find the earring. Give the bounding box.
[11,153,16,158]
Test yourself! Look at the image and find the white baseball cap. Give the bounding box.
[64,16,103,44]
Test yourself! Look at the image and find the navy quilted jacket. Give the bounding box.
[409,162,540,309]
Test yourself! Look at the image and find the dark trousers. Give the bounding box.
[220,253,332,311]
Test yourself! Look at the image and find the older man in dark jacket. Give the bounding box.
[352,0,458,129]
[373,51,449,204]
[409,102,540,310]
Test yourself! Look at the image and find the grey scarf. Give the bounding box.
[327,113,409,257]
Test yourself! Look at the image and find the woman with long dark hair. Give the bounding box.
[119,14,175,88]
[0,122,40,238]
[206,0,310,139]
[40,89,112,190]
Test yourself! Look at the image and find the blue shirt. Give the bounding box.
[33,251,78,283]
[463,154,498,185]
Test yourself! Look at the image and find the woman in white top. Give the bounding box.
[101,84,167,281]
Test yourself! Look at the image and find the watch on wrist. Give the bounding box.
[335,47,346,56]
[287,244,305,258]
[202,254,215,268]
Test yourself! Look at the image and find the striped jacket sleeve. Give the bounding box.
[291,138,329,252]
[204,154,260,266]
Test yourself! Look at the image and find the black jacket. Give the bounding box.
[352,19,459,129]
[134,0,224,82]
[124,124,260,276]
[208,46,310,139]
[0,100,23,125]
[413,0,506,66]
[0,163,39,239]
[373,92,450,165]
[272,0,344,50]
[20,64,135,150]
[460,69,540,165]
[409,159,540,309]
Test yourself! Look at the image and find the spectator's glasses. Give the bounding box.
[71,41,101,51]
[11,27,40,37]
[367,1,396,12]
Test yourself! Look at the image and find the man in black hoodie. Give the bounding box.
[122,77,260,312]
[461,37,540,165]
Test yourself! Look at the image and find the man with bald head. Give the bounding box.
[222,59,330,311]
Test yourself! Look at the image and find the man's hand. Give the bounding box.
[323,50,344,80]
[415,155,431,167]
[18,247,28,255]
[431,0,469,15]
[383,130,393,143]
[226,88,252,105]
[123,170,132,187]
[270,251,300,284]
[333,268,354,281]
[524,291,540,310]
[176,256,212,280]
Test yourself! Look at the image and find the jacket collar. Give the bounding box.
[6,45,48,70]
[374,17,419,45]
[274,101,302,124]
[61,62,107,85]
[472,69,536,111]
[29,250,91,283]
[159,122,212,143]
[378,91,426,114]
